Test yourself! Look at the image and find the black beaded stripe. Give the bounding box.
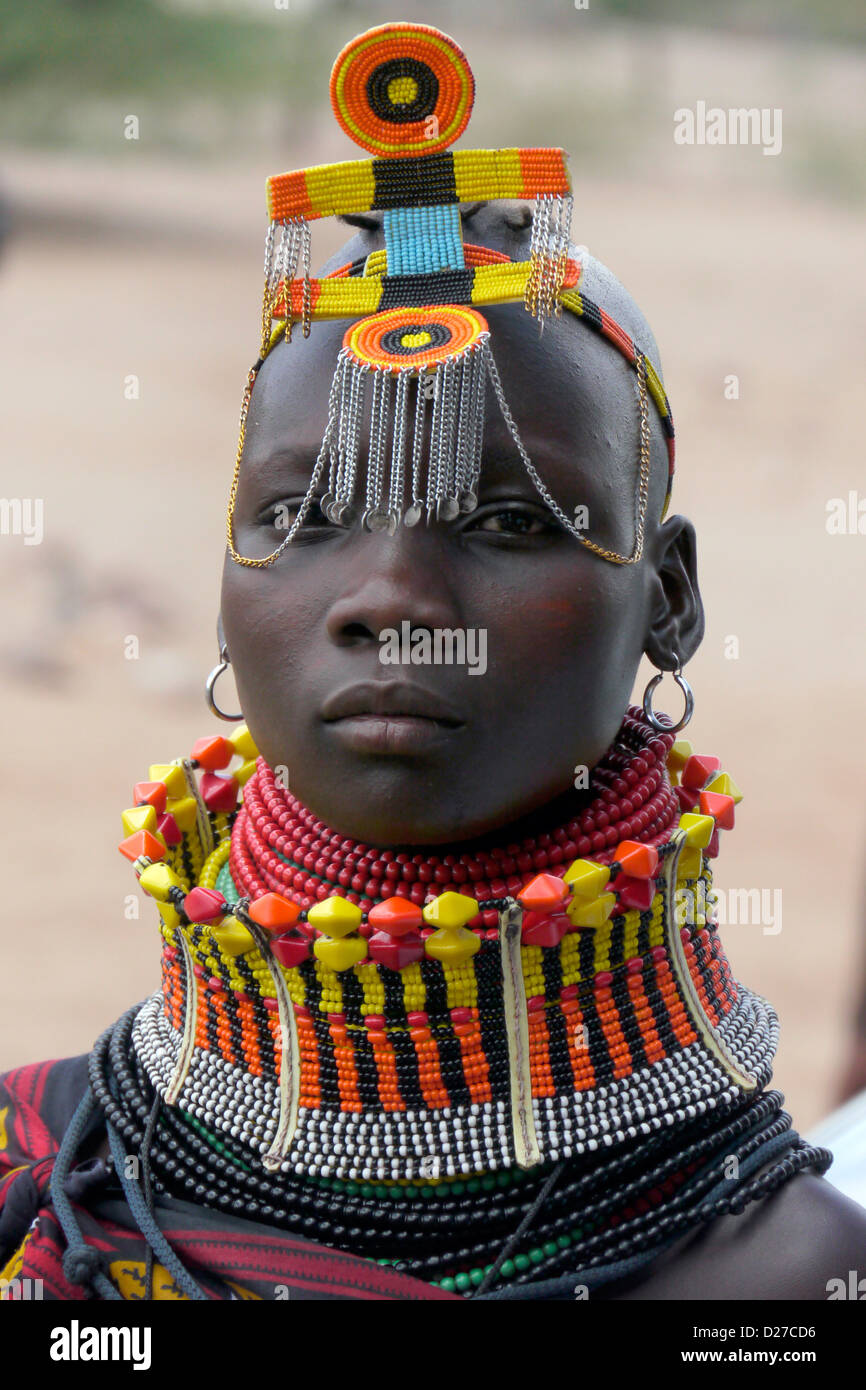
[475,946,510,1104]
[690,931,721,1015]
[642,955,681,1057]
[304,971,341,1107]
[577,928,614,1088]
[380,961,409,1027]
[635,907,655,959]
[232,955,279,1085]
[330,969,377,1110]
[371,152,457,208]
[416,957,471,1109]
[390,1026,423,1109]
[379,268,475,309]
[608,913,627,967]
[179,839,198,888]
[610,966,648,1073]
[224,988,245,1068]
[540,945,572,1100]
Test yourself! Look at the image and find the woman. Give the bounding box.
[2,22,864,1302]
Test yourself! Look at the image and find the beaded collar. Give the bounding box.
[120,706,775,1184]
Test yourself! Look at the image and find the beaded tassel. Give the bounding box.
[525,193,574,326]
[317,333,489,533]
[261,215,311,353]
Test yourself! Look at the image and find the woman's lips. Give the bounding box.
[324,712,463,755]
[321,681,465,754]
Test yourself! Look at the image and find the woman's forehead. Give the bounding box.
[243,301,655,517]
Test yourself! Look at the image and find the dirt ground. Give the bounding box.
[1,131,864,1132]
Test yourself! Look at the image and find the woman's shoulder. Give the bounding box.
[0,1053,94,1169]
[607,1173,866,1301]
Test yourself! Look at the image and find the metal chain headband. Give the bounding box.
[225,21,675,570]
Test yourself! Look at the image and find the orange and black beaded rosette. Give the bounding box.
[226,20,676,569]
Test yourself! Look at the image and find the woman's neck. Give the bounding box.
[229,706,677,912]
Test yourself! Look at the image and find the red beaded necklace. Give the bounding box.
[229,706,679,914]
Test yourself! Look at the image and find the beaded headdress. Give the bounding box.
[226,21,676,569]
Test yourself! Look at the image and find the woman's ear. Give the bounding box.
[644,514,705,669]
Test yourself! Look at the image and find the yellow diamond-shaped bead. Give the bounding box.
[677,846,704,879]
[563,859,611,899]
[667,739,694,774]
[230,725,258,760]
[166,796,198,833]
[679,812,715,848]
[138,862,184,902]
[422,892,480,928]
[567,891,617,928]
[122,805,157,837]
[308,895,363,938]
[208,921,255,957]
[235,759,258,787]
[149,763,187,798]
[704,771,742,805]
[424,927,481,963]
[314,934,368,971]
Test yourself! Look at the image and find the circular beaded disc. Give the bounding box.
[343,305,488,372]
[330,22,475,158]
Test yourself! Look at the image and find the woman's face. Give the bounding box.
[220,300,699,846]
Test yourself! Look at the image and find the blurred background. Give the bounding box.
[1,0,865,1130]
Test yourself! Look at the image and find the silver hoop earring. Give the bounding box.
[205,643,243,722]
[642,652,694,735]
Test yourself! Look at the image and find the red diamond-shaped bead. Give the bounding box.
[133,781,167,814]
[521,911,571,947]
[681,754,722,790]
[191,735,234,771]
[183,887,227,923]
[516,872,570,913]
[200,772,239,812]
[610,874,655,911]
[270,933,312,967]
[156,812,182,847]
[675,784,700,813]
[367,930,426,970]
[367,895,424,937]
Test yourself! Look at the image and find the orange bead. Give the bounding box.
[516,872,570,913]
[191,735,234,771]
[699,790,736,830]
[119,829,166,863]
[133,781,167,814]
[367,895,424,936]
[248,892,302,933]
[613,840,659,879]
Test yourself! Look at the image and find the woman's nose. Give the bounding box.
[324,525,461,647]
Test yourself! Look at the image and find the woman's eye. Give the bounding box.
[467,507,554,536]
[265,497,330,530]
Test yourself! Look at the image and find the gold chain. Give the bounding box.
[225,368,286,569]
[575,351,651,565]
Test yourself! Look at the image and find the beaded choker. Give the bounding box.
[120,706,776,1187]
